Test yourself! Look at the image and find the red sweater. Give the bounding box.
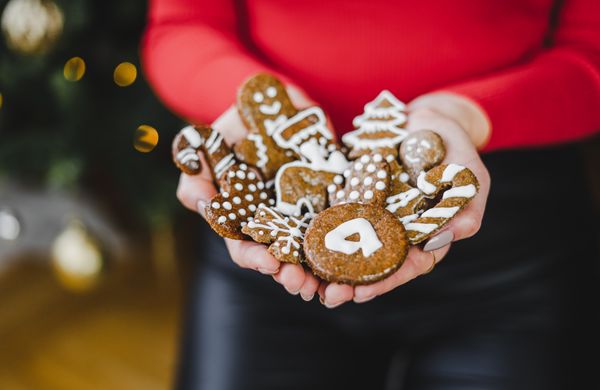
[142,0,600,151]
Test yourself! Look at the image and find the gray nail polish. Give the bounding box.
[423,230,454,252]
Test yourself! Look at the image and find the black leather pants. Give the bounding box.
[177,145,600,390]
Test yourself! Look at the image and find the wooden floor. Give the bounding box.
[0,257,183,390]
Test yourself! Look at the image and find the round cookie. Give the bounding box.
[304,203,408,285]
[399,130,445,184]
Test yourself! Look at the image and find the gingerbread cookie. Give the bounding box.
[303,203,408,285]
[172,126,204,175]
[172,125,237,181]
[404,163,479,244]
[385,160,428,223]
[272,106,338,159]
[242,205,311,264]
[329,153,390,208]
[275,141,349,216]
[342,90,408,159]
[205,162,274,239]
[399,130,445,184]
[172,125,274,239]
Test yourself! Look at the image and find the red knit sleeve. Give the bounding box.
[443,0,600,151]
[141,0,278,124]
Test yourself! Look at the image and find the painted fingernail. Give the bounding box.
[423,230,454,252]
[353,295,375,304]
[196,199,208,217]
[325,301,343,309]
[258,267,278,275]
[300,293,314,302]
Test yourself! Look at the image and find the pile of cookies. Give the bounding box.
[172,74,479,285]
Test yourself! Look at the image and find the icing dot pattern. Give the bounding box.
[204,160,274,240]
[329,154,390,207]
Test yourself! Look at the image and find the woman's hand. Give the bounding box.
[175,86,324,300]
[318,93,492,307]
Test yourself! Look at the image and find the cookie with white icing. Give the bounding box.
[275,141,350,217]
[242,205,311,264]
[235,73,338,180]
[329,153,390,208]
[205,162,274,239]
[172,125,238,181]
[172,125,274,239]
[385,160,428,223]
[405,163,479,244]
[303,203,408,285]
[172,126,204,175]
[399,130,445,185]
[342,90,408,159]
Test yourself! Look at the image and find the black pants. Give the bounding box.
[177,146,600,390]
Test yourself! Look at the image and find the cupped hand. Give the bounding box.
[175,85,325,300]
[319,96,491,308]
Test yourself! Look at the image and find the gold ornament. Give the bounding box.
[113,62,137,87]
[1,0,64,55]
[51,219,104,293]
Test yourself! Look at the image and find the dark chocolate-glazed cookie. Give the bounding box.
[303,203,408,285]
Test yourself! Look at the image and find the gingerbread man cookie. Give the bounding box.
[328,153,391,208]
[404,163,479,244]
[303,203,408,285]
[399,130,446,185]
[342,90,408,159]
[275,141,350,216]
[242,205,311,264]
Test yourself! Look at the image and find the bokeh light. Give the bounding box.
[51,220,103,292]
[63,56,86,81]
[0,92,3,109]
[0,208,21,241]
[134,125,159,153]
[113,62,137,87]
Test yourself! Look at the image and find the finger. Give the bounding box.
[225,239,280,274]
[176,174,217,215]
[443,167,490,242]
[286,85,315,109]
[323,283,354,309]
[272,263,306,295]
[212,105,248,144]
[299,273,320,301]
[354,245,450,302]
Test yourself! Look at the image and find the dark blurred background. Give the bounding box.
[0,1,599,389]
[0,0,198,388]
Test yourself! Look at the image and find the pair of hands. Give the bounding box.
[177,87,491,308]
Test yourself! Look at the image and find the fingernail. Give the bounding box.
[258,267,278,275]
[197,199,208,216]
[423,230,454,252]
[319,296,325,305]
[325,301,343,309]
[353,295,375,304]
[286,287,300,296]
[300,293,314,302]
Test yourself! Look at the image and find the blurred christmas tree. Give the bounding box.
[0,0,184,230]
